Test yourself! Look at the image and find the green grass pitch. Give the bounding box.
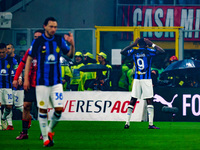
[0,121,200,150]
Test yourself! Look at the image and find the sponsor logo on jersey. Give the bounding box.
[7,64,10,69]
[45,54,57,64]
[56,46,60,53]
[11,70,15,76]
[0,69,8,76]
[41,46,46,53]
[136,71,146,75]
[42,50,46,53]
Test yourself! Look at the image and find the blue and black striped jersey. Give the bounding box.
[0,55,18,88]
[28,34,70,86]
[14,54,21,64]
[12,54,23,90]
[127,48,156,79]
[11,54,21,79]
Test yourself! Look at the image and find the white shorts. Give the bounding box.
[131,79,154,99]
[0,88,13,105]
[36,84,64,109]
[12,90,24,107]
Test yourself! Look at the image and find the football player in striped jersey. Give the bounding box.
[121,37,164,129]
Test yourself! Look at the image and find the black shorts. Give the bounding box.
[24,86,36,102]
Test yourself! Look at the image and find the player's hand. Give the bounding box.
[151,70,157,75]
[12,80,18,88]
[62,79,66,84]
[23,79,30,91]
[18,78,23,86]
[121,37,140,55]
[64,32,74,46]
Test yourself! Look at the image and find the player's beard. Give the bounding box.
[46,30,55,38]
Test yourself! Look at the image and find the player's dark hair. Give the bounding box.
[6,43,14,48]
[34,29,44,34]
[43,17,57,26]
[0,43,6,49]
[138,38,146,46]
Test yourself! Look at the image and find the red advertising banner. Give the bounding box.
[117,6,200,41]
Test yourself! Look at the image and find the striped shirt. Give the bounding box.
[14,49,37,88]
[11,54,20,79]
[127,48,156,79]
[0,55,18,88]
[12,54,23,90]
[28,34,70,86]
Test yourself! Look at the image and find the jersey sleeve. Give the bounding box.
[28,39,38,58]
[13,58,18,70]
[148,48,157,56]
[13,49,29,80]
[14,55,21,64]
[127,49,134,57]
[22,49,29,63]
[61,37,70,55]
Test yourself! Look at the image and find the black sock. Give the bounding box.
[22,119,29,134]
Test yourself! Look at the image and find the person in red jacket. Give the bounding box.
[13,30,44,140]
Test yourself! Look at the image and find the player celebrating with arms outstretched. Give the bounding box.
[121,37,164,129]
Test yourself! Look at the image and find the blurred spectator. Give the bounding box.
[78,52,97,91]
[70,52,84,91]
[19,50,25,62]
[151,61,165,86]
[118,63,129,91]
[158,56,196,87]
[151,70,159,86]
[19,50,25,58]
[97,52,112,91]
[159,55,179,87]
[91,52,112,91]
[127,65,135,91]
[187,77,199,87]
[60,56,73,91]
[169,55,178,64]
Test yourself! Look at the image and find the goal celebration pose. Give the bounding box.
[121,37,165,129]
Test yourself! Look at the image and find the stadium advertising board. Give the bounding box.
[117,6,200,41]
[48,88,200,122]
[153,87,200,121]
[48,91,147,121]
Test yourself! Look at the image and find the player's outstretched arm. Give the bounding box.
[121,38,139,55]
[144,38,165,54]
[64,32,75,58]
